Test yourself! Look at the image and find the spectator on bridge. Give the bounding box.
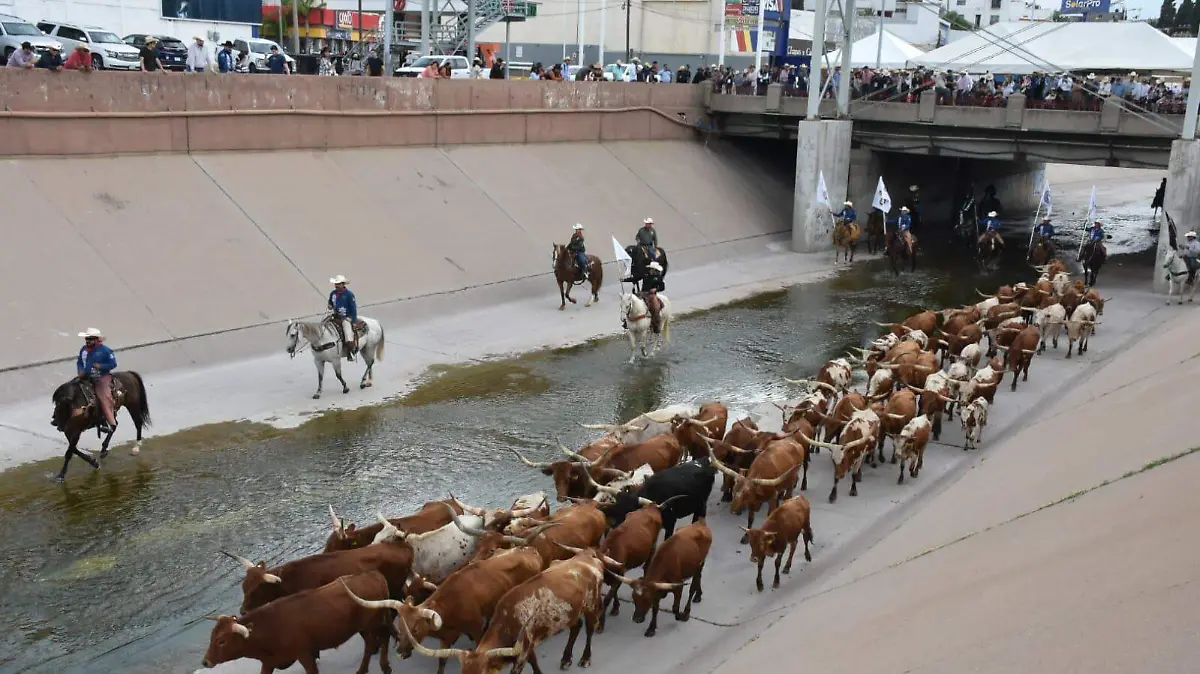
[318,47,336,76]
[677,64,691,83]
[365,49,383,76]
[6,41,36,69]
[470,57,484,79]
[267,45,290,75]
[187,36,212,73]
[490,57,506,79]
[64,44,93,72]
[140,38,165,72]
[546,63,563,81]
[421,59,440,78]
[659,65,673,83]
[217,41,235,73]
[35,44,64,71]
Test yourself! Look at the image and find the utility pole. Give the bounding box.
[625,0,632,62]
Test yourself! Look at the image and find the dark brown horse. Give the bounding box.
[832,220,861,263]
[1079,240,1107,286]
[50,371,151,481]
[977,231,1003,270]
[885,229,918,275]
[553,244,603,310]
[865,210,886,254]
[1029,238,1053,266]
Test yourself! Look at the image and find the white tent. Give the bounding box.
[825,30,926,69]
[1171,36,1196,59]
[909,22,1194,74]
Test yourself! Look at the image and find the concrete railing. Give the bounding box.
[0,71,706,156]
[708,87,1185,139]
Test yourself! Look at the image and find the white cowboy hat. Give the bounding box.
[643,217,654,225]
[987,211,998,217]
[1042,216,1051,222]
[900,206,910,213]
[573,223,584,231]
[648,261,663,272]
[330,275,348,284]
[1087,73,1096,80]
[1188,231,1198,238]
[844,200,853,206]
[909,184,918,191]
[78,327,103,339]
[1129,71,1137,77]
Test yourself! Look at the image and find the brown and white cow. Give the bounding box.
[816,391,869,444]
[203,570,392,674]
[877,387,918,464]
[611,519,713,638]
[895,414,932,484]
[742,495,814,592]
[799,408,880,503]
[1033,303,1067,354]
[961,398,990,451]
[396,548,608,674]
[325,500,464,553]
[709,437,804,537]
[998,324,1040,391]
[909,372,955,440]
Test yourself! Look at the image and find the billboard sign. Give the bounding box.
[162,0,263,24]
[1060,0,1109,13]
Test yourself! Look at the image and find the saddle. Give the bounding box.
[640,293,663,334]
[79,377,123,424]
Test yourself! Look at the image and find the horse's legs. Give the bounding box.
[360,355,373,389]
[627,329,638,364]
[332,359,350,395]
[99,424,118,456]
[314,360,325,399]
[559,281,567,311]
[56,430,98,481]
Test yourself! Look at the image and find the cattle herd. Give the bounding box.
[201,258,1106,674]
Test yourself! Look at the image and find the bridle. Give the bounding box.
[624,295,648,323]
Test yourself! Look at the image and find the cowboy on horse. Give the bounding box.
[1033,216,1056,258]
[1182,231,1200,283]
[894,206,914,248]
[328,275,360,361]
[835,200,857,226]
[981,210,1004,249]
[640,261,666,334]
[76,328,118,434]
[1089,220,1106,244]
[635,217,659,263]
[568,224,589,281]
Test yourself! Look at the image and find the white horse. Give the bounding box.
[286,316,385,399]
[620,293,672,363]
[1162,248,1198,305]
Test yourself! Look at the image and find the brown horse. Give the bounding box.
[977,231,1004,270]
[832,220,862,263]
[1079,240,1107,286]
[1029,238,1053,266]
[885,229,918,275]
[865,210,886,254]
[50,371,151,481]
[553,244,604,310]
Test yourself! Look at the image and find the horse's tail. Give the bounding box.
[375,324,386,362]
[127,371,152,428]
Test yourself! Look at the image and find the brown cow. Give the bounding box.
[611,519,713,638]
[1059,287,1082,318]
[396,549,607,674]
[525,501,609,566]
[817,391,868,444]
[878,309,938,339]
[671,415,727,462]
[203,570,392,674]
[799,408,880,503]
[984,302,1022,355]
[742,495,814,592]
[709,439,803,539]
[895,414,933,484]
[605,432,685,474]
[346,548,545,674]
[877,388,918,464]
[909,373,955,440]
[325,500,463,553]
[723,417,760,449]
[999,324,1040,391]
[225,540,413,614]
[512,438,624,503]
[691,401,729,439]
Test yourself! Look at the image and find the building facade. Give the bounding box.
[0,0,261,45]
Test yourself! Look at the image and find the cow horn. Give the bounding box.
[231,623,251,639]
[795,429,839,451]
[397,608,469,659]
[414,608,444,631]
[512,522,560,545]
[509,448,551,469]
[485,643,524,659]
[1103,296,1113,302]
[443,503,488,537]
[1020,306,1038,313]
[995,345,1009,351]
[448,493,487,517]
[705,444,741,480]
[579,423,618,432]
[652,580,689,591]
[975,288,993,298]
[874,321,899,328]
[612,572,640,586]
[585,470,621,495]
[596,467,631,481]
[201,614,223,621]
[886,413,908,420]
[407,571,439,593]
[637,496,655,507]
[342,579,406,612]
[906,383,928,394]
[913,365,935,372]
[328,504,345,536]
[220,550,256,571]
[783,378,837,394]
[556,542,586,555]
[750,462,800,487]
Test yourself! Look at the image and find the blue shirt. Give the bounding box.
[1035,223,1055,237]
[982,217,1001,232]
[77,344,117,376]
[329,289,358,322]
[218,49,234,73]
[268,53,287,74]
[836,207,857,222]
[1090,227,1105,241]
[897,214,912,231]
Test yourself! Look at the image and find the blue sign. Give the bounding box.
[1060,0,1109,13]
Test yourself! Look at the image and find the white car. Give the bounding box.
[394,55,470,78]
[0,14,60,65]
[232,37,296,73]
[603,63,637,82]
[36,20,140,70]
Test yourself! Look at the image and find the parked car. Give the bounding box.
[394,55,470,78]
[0,13,60,65]
[37,20,140,70]
[123,34,188,71]
[232,37,295,73]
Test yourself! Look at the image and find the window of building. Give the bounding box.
[989,14,1000,23]
[974,14,981,27]
[956,0,966,5]
[990,0,1002,9]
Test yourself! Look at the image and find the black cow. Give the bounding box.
[600,460,715,537]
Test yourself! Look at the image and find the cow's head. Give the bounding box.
[707,444,796,515]
[221,552,283,614]
[613,573,688,624]
[394,597,446,660]
[393,606,524,674]
[201,615,252,668]
[742,526,778,565]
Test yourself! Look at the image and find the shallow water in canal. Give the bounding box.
[0,217,1156,673]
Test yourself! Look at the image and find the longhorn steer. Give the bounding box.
[511,437,624,502]
[961,398,990,450]
[577,500,676,629]
[611,519,713,638]
[204,570,393,674]
[325,500,464,553]
[371,507,512,585]
[895,414,932,484]
[589,459,716,536]
[1065,303,1098,358]
[742,495,814,592]
[909,372,954,440]
[395,549,608,674]
[581,403,698,444]
[723,417,760,450]
[1033,303,1067,353]
[817,391,868,444]
[709,436,805,540]
[799,408,880,503]
[877,388,918,464]
[959,363,1003,409]
[998,325,1040,391]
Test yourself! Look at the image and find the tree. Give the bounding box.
[1176,0,1195,35]
[941,9,973,30]
[1159,0,1177,29]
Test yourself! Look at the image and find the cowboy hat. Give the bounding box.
[1087,73,1096,80]
[844,200,853,206]
[78,328,103,339]
[573,223,584,230]
[643,217,654,225]
[1042,216,1051,222]
[909,184,918,191]
[987,211,998,217]
[1188,231,1198,238]
[648,261,663,272]
[330,275,349,284]
[900,206,910,213]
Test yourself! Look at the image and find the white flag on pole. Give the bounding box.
[612,236,633,277]
[1039,180,1053,219]
[816,170,832,210]
[872,177,892,214]
[1085,185,1098,222]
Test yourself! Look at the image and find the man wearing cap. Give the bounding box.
[36,43,65,71]
[327,276,359,360]
[1181,231,1200,284]
[6,41,37,69]
[1034,216,1055,257]
[187,36,212,73]
[835,200,857,228]
[568,224,589,280]
[217,41,235,73]
[76,328,118,433]
[635,218,659,263]
[641,261,666,334]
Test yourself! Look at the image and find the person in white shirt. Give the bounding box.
[186,36,212,73]
[470,57,483,79]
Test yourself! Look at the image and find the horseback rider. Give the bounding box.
[835,200,857,226]
[641,261,666,334]
[76,328,117,434]
[568,223,589,280]
[1089,220,1106,243]
[1181,231,1200,283]
[1034,216,1056,256]
[328,275,359,361]
[635,217,659,263]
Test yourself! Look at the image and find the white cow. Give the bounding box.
[582,402,701,444]
[1033,304,1067,353]
[961,398,990,451]
[1051,272,1072,296]
[593,464,655,504]
[372,512,491,584]
[1064,303,1098,359]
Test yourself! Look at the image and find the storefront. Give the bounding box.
[260,7,382,54]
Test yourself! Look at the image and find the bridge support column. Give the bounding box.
[793,120,852,253]
[1156,140,1200,294]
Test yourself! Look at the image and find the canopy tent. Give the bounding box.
[825,30,926,69]
[1171,36,1196,59]
[908,22,1193,75]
